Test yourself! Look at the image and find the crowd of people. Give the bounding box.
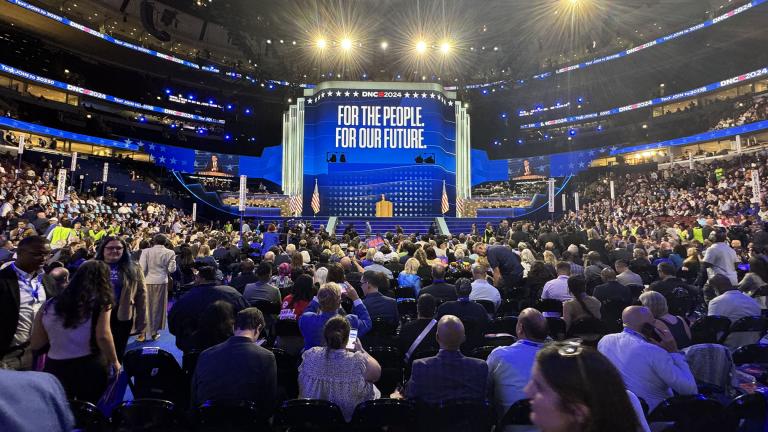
[0,146,767,432]
[713,96,768,131]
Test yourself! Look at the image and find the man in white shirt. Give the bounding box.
[469,264,501,308]
[707,274,761,322]
[487,308,547,427]
[702,230,739,285]
[598,306,697,411]
[540,261,573,301]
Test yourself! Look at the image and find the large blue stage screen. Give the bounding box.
[303,88,456,217]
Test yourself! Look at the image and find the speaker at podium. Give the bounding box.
[375,194,393,217]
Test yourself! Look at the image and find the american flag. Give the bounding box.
[311,179,321,214]
[441,180,449,214]
[456,195,465,217]
[289,195,303,216]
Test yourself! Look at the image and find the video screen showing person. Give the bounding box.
[195,151,239,177]
[509,158,548,180]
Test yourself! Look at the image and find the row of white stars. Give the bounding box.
[306,91,455,106]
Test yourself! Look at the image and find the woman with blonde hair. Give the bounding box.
[361,248,376,267]
[681,247,700,283]
[397,258,422,296]
[520,248,536,278]
[329,244,345,262]
[639,291,691,349]
[195,244,217,269]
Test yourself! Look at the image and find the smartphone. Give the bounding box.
[346,328,358,350]
[738,263,750,272]
[641,323,662,342]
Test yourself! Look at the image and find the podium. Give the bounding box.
[375,196,393,217]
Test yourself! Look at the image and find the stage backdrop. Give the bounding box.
[301,82,459,217]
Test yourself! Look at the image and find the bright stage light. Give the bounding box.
[380,41,388,50]
[316,38,327,49]
[439,41,451,54]
[415,40,427,54]
[340,38,353,50]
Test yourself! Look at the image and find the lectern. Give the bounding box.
[375,194,393,217]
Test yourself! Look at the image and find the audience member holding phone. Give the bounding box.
[299,316,381,421]
[298,282,372,351]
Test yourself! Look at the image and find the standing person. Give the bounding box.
[0,236,53,370]
[30,261,119,402]
[94,236,146,361]
[474,243,524,299]
[139,234,177,341]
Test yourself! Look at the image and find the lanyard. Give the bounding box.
[11,263,42,304]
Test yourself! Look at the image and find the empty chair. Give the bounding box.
[111,399,182,432]
[648,395,730,432]
[397,298,417,321]
[495,299,519,318]
[498,399,532,428]
[366,346,403,396]
[567,317,609,346]
[394,287,416,299]
[725,392,767,432]
[69,399,109,432]
[546,317,567,341]
[123,347,188,406]
[271,347,299,401]
[351,399,416,431]
[277,399,346,432]
[469,346,497,361]
[250,299,281,315]
[725,316,768,352]
[535,299,563,317]
[194,399,270,432]
[483,334,517,347]
[275,318,302,337]
[474,300,497,316]
[417,399,493,432]
[690,316,731,345]
[486,316,518,336]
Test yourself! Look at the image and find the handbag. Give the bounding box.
[96,368,128,416]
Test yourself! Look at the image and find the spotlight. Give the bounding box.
[517,139,524,144]
[568,129,577,136]
[439,41,451,54]
[380,41,388,50]
[340,38,353,50]
[245,108,252,115]
[224,134,231,140]
[226,104,233,110]
[415,40,427,54]
[316,38,327,49]
[164,88,171,94]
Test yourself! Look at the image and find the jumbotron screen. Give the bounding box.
[303,87,456,217]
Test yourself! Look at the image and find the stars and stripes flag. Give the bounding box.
[441,180,449,214]
[311,179,321,214]
[289,195,303,216]
[456,195,465,217]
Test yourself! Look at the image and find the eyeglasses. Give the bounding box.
[105,247,124,252]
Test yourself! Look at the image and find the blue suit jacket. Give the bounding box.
[406,349,489,405]
[362,292,399,324]
[299,298,372,351]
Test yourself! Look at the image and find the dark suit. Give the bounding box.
[168,284,249,352]
[436,300,490,352]
[191,336,277,412]
[420,281,457,303]
[592,281,632,304]
[230,271,258,294]
[362,292,399,324]
[0,266,54,353]
[397,318,438,356]
[406,350,488,404]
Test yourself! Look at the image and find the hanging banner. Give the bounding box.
[238,175,247,212]
[610,180,615,201]
[17,136,25,154]
[562,192,566,211]
[547,178,555,213]
[574,192,580,211]
[70,152,78,171]
[192,202,197,222]
[752,169,761,204]
[102,162,109,182]
[56,168,67,201]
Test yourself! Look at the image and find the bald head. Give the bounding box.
[622,306,655,332]
[517,308,548,342]
[436,315,465,351]
[601,267,616,282]
[340,256,352,270]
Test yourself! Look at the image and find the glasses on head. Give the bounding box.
[557,341,584,357]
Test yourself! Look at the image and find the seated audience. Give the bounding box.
[0,369,74,431]
[397,294,439,360]
[468,264,501,309]
[562,275,602,330]
[299,316,381,421]
[361,270,399,325]
[436,278,490,351]
[541,261,573,301]
[639,291,691,349]
[279,274,314,320]
[192,308,277,414]
[615,259,643,287]
[419,264,458,303]
[707,274,761,322]
[598,306,697,411]
[230,258,258,293]
[243,262,280,305]
[299,282,372,351]
[189,300,235,352]
[487,308,548,423]
[592,267,632,304]
[397,257,422,296]
[404,315,488,404]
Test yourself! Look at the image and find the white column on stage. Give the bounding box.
[454,102,472,217]
[562,192,567,211]
[609,180,615,201]
[548,178,555,213]
[574,192,580,211]
[282,99,306,213]
[192,203,197,222]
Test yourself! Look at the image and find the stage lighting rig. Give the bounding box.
[415,40,428,54]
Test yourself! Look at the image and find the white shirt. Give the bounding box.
[469,279,501,307]
[541,275,572,301]
[703,242,739,285]
[708,290,761,323]
[598,328,697,411]
[486,340,543,421]
[10,263,47,347]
